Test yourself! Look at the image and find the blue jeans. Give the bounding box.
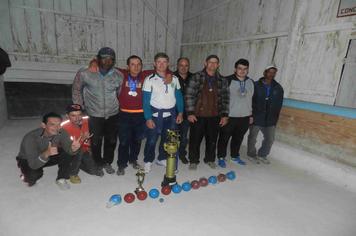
[178,119,190,158]
[144,116,177,163]
[117,112,146,168]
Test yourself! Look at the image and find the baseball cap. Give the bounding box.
[66,104,83,114]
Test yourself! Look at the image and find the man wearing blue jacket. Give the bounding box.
[247,65,284,164]
[142,52,184,173]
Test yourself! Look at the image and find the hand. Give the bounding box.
[43,142,58,159]
[176,113,183,124]
[188,115,197,123]
[146,119,156,129]
[163,73,172,84]
[88,57,99,73]
[82,132,93,142]
[249,117,254,125]
[219,117,228,127]
[71,135,82,152]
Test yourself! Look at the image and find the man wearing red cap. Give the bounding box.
[61,104,103,184]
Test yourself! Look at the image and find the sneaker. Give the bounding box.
[69,175,81,184]
[130,161,141,170]
[103,164,115,174]
[179,156,189,164]
[218,158,226,168]
[231,156,246,165]
[116,167,125,176]
[247,155,260,164]
[56,178,70,190]
[144,162,152,173]
[258,156,270,164]
[207,162,217,169]
[189,163,197,170]
[156,159,167,167]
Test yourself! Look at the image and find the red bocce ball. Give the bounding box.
[199,177,209,187]
[161,186,171,195]
[191,180,200,189]
[217,174,226,182]
[136,191,148,201]
[124,193,135,203]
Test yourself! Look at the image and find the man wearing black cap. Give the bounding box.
[72,47,123,174]
[247,65,284,164]
[61,104,103,183]
[185,55,230,170]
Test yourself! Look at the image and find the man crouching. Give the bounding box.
[61,104,104,183]
[16,112,81,190]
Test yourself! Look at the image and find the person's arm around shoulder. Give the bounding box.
[72,69,85,108]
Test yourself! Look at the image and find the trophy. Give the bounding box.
[135,168,145,193]
[161,129,180,187]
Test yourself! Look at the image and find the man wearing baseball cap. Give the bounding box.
[72,47,123,175]
[247,65,284,164]
[61,104,103,184]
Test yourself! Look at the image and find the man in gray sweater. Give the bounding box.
[217,59,254,167]
[16,112,82,189]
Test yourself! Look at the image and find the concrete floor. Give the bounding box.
[0,120,355,236]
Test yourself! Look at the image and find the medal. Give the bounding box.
[239,80,246,96]
[128,75,138,96]
[207,75,214,92]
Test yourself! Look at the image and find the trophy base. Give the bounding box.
[161,175,177,187]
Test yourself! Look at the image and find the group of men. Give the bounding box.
[16,47,284,190]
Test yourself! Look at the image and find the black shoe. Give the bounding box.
[130,161,141,170]
[95,168,104,177]
[116,167,125,176]
[179,156,189,164]
[103,164,115,174]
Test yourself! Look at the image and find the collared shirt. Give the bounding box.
[143,73,181,117]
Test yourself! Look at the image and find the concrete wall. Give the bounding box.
[0,0,184,84]
[181,0,356,105]
[0,75,7,128]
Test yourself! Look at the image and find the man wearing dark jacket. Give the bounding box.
[247,65,284,164]
[185,55,229,170]
[173,57,193,164]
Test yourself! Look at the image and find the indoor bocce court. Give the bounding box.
[0,1,355,236]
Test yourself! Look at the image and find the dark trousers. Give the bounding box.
[89,114,119,166]
[117,112,146,168]
[178,119,190,158]
[17,151,72,186]
[188,116,220,164]
[217,116,250,158]
[70,151,99,176]
[144,116,176,163]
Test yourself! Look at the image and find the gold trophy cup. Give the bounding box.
[135,168,145,193]
[161,129,180,186]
